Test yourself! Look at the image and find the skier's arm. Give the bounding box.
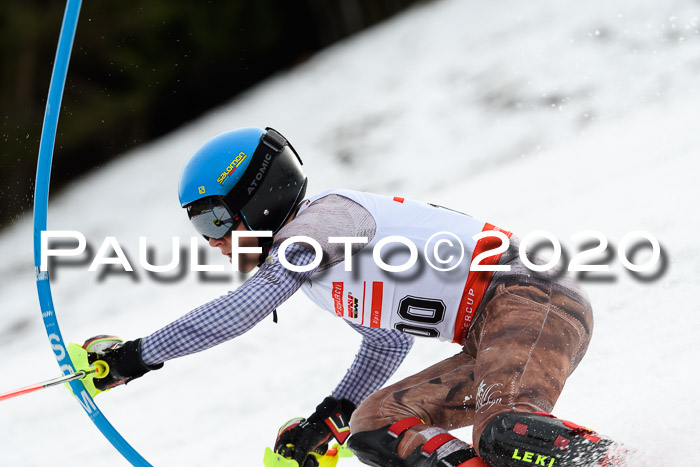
[139,243,317,365]
[331,323,414,406]
[85,244,317,391]
[85,244,317,390]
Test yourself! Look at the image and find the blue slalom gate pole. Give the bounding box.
[32,1,152,465]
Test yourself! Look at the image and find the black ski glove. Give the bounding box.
[84,336,163,391]
[274,396,356,467]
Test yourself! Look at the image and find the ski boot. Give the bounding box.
[348,417,488,467]
[478,412,629,467]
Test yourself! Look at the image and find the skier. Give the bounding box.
[86,127,622,467]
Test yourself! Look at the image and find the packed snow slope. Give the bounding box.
[1,0,699,465]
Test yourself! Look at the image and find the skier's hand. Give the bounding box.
[84,335,163,391]
[274,396,355,467]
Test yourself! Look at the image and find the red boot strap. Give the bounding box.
[388,417,424,438]
[422,433,457,455]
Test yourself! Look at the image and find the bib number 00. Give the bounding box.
[394,296,446,338]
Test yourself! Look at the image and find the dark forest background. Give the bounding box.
[0,0,423,229]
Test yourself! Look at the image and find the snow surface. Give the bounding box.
[1,0,700,465]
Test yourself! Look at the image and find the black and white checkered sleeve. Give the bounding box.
[140,243,316,365]
[331,323,414,406]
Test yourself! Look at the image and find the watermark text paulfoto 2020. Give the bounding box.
[39,229,667,284]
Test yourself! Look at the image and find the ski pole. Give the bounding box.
[0,362,107,402]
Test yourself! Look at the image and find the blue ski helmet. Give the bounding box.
[179,127,307,238]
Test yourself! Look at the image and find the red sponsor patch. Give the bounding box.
[370,282,383,328]
[332,282,344,317]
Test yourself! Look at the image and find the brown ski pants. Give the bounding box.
[349,281,594,458]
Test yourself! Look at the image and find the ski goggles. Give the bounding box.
[186,197,244,240]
